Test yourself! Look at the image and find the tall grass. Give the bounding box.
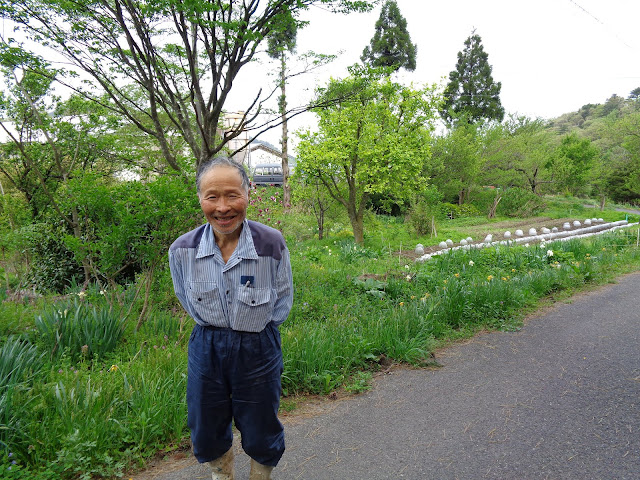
[0,337,44,461]
[34,299,126,360]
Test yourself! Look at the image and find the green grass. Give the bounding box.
[1,204,640,479]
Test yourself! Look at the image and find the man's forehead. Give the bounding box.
[200,167,248,191]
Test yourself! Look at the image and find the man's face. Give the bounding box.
[198,165,249,239]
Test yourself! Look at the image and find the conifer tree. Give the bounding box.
[361,0,417,72]
[441,31,504,124]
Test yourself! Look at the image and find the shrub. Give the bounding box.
[17,223,84,293]
[441,202,481,219]
[497,188,546,217]
[406,199,439,235]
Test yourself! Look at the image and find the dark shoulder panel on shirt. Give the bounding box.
[170,224,207,252]
[247,220,286,261]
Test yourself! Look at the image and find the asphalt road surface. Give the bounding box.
[133,272,640,480]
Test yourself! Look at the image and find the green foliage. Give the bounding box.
[1,0,375,170]
[0,337,44,461]
[441,31,504,125]
[247,185,285,229]
[1,203,640,478]
[18,223,85,293]
[407,202,438,235]
[406,185,443,235]
[360,0,417,72]
[553,133,599,196]
[296,65,440,243]
[429,122,483,203]
[481,116,556,194]
[34,299,126,360]
[58,174,200,285]
[0,450,26,479]
[496,188,546,217]
[336,239,378,264]
[442,202,481,219]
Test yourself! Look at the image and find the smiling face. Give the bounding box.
[198,165,249,241]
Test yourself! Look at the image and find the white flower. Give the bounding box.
[99,290,106,295]
[547,250,554,257]
[468,260,474,266]
[524,243,530,247]
[405,275,411,281]
[404,264,410,270]
[77,291,86,298]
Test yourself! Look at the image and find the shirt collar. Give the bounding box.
[196,220,258,260]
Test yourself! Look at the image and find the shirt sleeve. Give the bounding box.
[168,248,190,316]
[271,246,293,327]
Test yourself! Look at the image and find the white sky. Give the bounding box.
[228,0,640,149]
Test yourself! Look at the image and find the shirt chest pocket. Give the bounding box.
[186,282,225,323]
[233,286,274,331]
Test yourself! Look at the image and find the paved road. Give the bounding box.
[134,273,640,480]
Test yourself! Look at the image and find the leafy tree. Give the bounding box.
[429,121,482,204]
[482,116,556,194]
[1,0,374,171]
[553,133,599,196]
[0,48,124,284]
[361,0,417,72]
[296,66,439,244]
[440,31,504,125]
[603,109,640,203]
[629,87,640,100]
[291,172,341,240]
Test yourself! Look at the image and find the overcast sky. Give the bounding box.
[228,0,640,148]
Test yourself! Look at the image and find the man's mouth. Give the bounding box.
[214,215,237,226]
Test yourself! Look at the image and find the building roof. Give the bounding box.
[250,139,297,162]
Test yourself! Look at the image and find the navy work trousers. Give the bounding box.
[187,322,285,466]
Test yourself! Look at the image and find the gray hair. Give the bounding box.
[196,156,251,193]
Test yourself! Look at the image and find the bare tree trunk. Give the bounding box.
[318,208,324,240]
[279,54,291,213]
[488,193,502,219]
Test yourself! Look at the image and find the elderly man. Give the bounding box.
[169,156,293,480]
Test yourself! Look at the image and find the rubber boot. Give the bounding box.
[208,447,234,480]
[249,459,274,480]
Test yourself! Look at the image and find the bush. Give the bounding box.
[497,188,546,217]
[469,188,502,217]
[441,202,481,219]
[407,199,439,235]
[18,223,84,293]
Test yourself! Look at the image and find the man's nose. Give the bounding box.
[215,198,231,210]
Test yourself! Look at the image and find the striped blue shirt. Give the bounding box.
[169,219,293,332]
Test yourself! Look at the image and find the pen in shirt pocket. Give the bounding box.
[241,275,254,287]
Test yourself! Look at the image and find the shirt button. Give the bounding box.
[197,298,202,301]
[226,290,230,295]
